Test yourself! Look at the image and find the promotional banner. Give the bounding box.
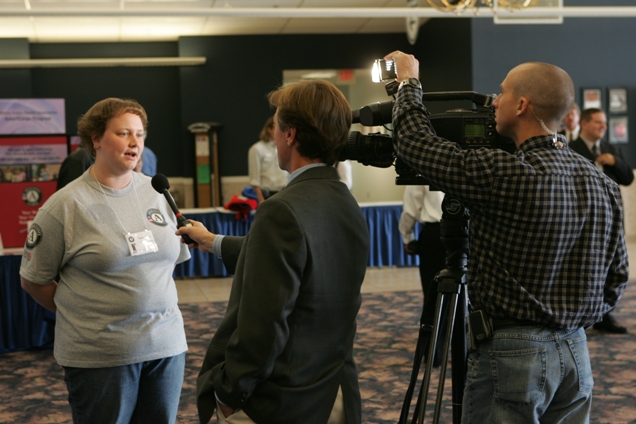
[0,136,67,166]
[0,182,57,249]
[0,136,67,248]
[0,99,66,135]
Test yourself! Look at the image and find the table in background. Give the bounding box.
[0,250,54,353]
[174,202,419,278]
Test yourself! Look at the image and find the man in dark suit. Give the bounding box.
[56,145,94,190]
[177,80,370,424]
[569,107,633,334]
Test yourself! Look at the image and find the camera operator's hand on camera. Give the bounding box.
[385,51,419,82]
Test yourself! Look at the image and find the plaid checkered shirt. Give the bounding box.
[392,85,629,330]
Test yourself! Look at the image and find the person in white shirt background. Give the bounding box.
[336,160,353,190]
[248,116,289,204]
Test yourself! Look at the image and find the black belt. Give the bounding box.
[491,318,539,331]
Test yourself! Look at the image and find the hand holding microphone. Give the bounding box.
[151,173,195,245]
[174,219,218,253]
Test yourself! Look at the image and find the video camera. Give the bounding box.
[339,76,515,185]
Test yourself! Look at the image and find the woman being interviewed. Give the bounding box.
[20,98,190,424]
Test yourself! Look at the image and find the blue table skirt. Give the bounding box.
[174,202,419,278]
[0,253,55,353]
[360,202,420,269]
[173,208,255,279]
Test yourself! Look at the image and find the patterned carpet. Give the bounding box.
[1,288,635,424]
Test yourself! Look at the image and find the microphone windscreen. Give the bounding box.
[151,173,170,193]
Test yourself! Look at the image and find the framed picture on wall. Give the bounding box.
[608,87,628,113]
[582,88,602,110]
[608,116,628,144]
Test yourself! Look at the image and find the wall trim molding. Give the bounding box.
[0,57,206,69]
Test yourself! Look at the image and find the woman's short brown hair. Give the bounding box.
[268,80,351,166]
[77,98,148,157]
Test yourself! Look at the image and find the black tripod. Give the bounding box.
[399,196,469,424]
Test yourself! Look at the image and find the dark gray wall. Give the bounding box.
[412,18,475,115]
[0,39,32,97]
[471,16,636,163]
[29,42,181,176]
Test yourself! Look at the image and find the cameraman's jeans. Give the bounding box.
[63,352,185,424]
[461,326,592,424]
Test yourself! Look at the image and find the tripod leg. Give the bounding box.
[401,278,448,424]
[415,271,465,424]
[398,319,432,424]
[415,290,447,424]
[433,292,459,423]
[450,284,467,424]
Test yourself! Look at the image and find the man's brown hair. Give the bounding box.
[268,80,351,166]
[580,108,604,123]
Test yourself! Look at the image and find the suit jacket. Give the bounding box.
[569,137,634,186]
[197,166,370,424]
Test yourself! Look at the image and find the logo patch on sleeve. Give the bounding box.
[147,209,168,226]
[25,223,43,249]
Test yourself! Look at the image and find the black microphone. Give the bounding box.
[151,173,194,245]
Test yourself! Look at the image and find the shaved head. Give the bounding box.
[508,62,574,126]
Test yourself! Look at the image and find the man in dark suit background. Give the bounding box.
[558,103,580,142]
[56,145,94,190]
[569,107,633,334]
[177,79,370,424]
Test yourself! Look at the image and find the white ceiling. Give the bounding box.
[0,0,420,42]
[0,1,633,43]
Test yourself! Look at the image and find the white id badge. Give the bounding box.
[126,230,159,256]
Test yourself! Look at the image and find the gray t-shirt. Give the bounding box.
[20,170,190,368]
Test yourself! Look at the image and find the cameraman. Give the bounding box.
[385,52,628,423]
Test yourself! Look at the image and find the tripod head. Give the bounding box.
[440,196,469,272]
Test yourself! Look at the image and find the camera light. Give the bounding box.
[371,61,382,83]
[372,59,395,83]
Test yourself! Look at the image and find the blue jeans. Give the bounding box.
[63,353,186,424]
[461,326,592,424]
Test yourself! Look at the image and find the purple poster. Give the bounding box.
[0,99,66,135]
